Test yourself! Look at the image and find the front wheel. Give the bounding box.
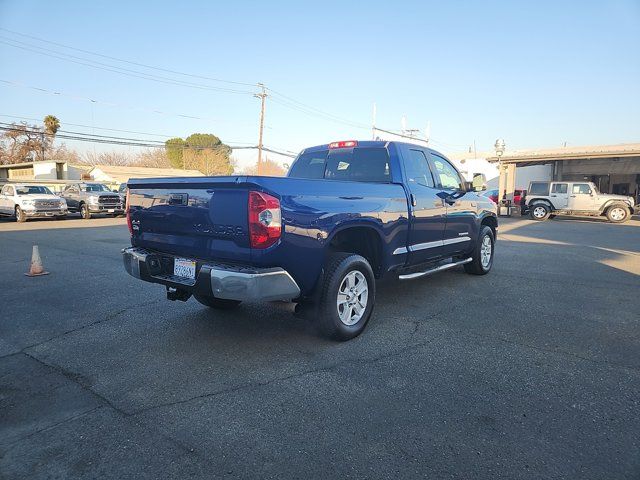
[15,206,27,223]
[464,225,495,275]
[194,294,241,310]
[316,253,376,341]
[80,203,91,220]
[530,204,551,221]
[606,204,630,223]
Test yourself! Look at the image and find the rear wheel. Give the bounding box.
[194,294,241,310]
[316,253,376,341]
[606,204,630,223]
[464,225,494,275]
[15,206,26,223]
[530,203,550,221]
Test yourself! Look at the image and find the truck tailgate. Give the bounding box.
[127,177,251,263]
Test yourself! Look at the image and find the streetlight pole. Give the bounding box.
[495,138,506,205]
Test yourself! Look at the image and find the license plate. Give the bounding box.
[174,258,196,279]
[107,209,115,213]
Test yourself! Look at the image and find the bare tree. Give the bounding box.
[242,157,286,176]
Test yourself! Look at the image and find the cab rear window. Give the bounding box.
[288,147,391,183]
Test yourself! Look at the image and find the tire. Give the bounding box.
[529,203,551,221]
[605,204,630,223]
[193,294,241,310]
[15,206,27,223]
[464,225,495,275]
[316,253,376,341]
[80,203,91,220]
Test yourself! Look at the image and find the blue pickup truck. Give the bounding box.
[122,140,497,340]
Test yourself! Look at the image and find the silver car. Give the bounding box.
[60,182,124,219]
[524,181,635,223]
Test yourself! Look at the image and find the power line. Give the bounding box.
[0,124,297,157]
[0,79,226,123]
[0,38,255,95]
[267,87,370,129]
[0,27,257,87]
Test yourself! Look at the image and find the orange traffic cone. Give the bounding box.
[25,245,49,277]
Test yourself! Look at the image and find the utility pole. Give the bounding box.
[372,102,377,140]
[254,83,267,175]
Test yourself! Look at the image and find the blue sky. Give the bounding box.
[0,0,639,165]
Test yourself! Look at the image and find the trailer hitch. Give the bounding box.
[166,286,192,302]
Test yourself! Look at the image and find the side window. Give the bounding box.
[572,183,591,194]
[404,149,434,188]
[551,183,568,194]
[529,182,550,195]
[431,154,462,190]
[288,151,328,179]
[6,186,15,196]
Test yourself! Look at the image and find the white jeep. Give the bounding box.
[524,181,635,223]
[0,184,68,222]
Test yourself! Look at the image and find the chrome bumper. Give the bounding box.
[25,209,67,217]
[122,247,300,302]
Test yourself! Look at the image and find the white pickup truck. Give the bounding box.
[0,184,68,222]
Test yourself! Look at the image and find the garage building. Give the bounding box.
[487,143,640,204]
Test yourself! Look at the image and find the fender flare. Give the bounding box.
[528,198,555,210]
[599,200,631,215]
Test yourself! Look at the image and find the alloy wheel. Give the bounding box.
[336,270,368,326]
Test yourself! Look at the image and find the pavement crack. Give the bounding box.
[21,299,160,352]
[1,406,103,453]
[469,332,640,373]
[132,338,434,416]
[22,351,131,416]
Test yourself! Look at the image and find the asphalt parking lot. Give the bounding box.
[1,214,639,479]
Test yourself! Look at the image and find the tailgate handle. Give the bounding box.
[168,193,188,205]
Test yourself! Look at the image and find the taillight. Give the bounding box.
[125,188,132,235]
[329,140,358,149]
[248,191,281,249]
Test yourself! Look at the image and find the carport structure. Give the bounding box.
[487,143,640,204]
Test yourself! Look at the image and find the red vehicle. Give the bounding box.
[482,188,525,204]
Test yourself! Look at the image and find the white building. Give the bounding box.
[88,165,204,187]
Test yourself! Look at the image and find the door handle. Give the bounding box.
[570,195,576,198]
[550,194,557,197]
[410,193,417,207]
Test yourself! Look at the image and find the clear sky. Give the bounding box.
[0,0,638,166]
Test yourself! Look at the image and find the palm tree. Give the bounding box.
[41,115,61,161]
[43,115,60,136]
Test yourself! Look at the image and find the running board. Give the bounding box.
[398,258,473,280]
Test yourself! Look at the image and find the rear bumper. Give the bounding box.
[122,247,300,302]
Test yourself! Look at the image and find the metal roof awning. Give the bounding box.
[486,143,640,166]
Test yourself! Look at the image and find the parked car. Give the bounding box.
[0,184,68,222]
[524,181,636,223]
[482,189,498,203]
[60,182,124,219]
[482,188,525,205]
[122,140,498,340]
[118,183,127,208]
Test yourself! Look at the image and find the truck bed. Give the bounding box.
[127,175,409,295]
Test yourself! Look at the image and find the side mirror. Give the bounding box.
[471,173,487,192]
